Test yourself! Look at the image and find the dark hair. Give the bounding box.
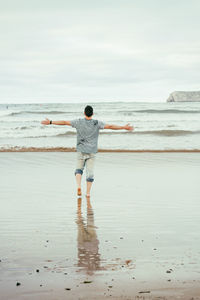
[84,105,93,117]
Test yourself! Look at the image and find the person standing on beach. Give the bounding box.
[41,105,133,197]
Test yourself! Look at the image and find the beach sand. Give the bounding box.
[0,152,200,300]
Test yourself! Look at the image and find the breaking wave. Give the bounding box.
[119,109,200,114]
[1,129,200,139]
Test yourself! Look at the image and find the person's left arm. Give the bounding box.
[41,118,71,126]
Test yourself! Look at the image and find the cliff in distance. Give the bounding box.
[167,91,200,102]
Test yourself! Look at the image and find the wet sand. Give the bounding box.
[0,146,200,152]
[0,152,200,299]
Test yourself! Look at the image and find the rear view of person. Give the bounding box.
[41,105,133,197]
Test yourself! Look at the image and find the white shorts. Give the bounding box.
[75,152,96,182]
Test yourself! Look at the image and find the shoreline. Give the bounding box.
[0,147,200,153]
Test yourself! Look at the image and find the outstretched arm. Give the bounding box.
[41,118,71,126]
[104,123,133,131]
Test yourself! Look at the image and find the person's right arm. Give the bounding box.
[41,118,71,126]
[104,123,133,131]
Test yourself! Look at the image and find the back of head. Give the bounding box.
[84,105,93,117]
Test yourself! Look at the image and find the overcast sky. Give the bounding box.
[0,0,200,103]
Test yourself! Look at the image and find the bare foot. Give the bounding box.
[77,187,82,196]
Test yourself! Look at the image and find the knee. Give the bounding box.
[86,177,94,182]
[75,169,83,176]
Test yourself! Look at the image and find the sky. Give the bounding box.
[0,0,200,103]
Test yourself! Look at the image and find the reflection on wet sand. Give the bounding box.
[76,197,101,275]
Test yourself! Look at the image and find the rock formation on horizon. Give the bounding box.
[167,91,200,102]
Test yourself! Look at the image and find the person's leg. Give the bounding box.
[75,152,85,196]
[86,181,92,197]
[76,174,82,188]
[85,153,95,197]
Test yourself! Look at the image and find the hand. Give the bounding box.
[124,123,133,131]
[41,118,50,125]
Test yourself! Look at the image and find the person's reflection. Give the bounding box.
[76,197,101,275]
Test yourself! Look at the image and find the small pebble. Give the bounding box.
[83,280,92,284]
[16,282,21,286]
[36,269,40,273]
[65,288,71,290]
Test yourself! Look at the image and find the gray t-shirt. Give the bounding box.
[71,118,105,153]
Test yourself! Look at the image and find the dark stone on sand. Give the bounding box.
[36,269,40,272]
[43,266,48,268]
[167,279,171,282]
[40,284,43,287]
[16,282,21,286]
[46,240,49,242]
[64,273,68,275]
[120,237,123,239]
[65,288,71,290]
[132,277,135,279]
[108,286,113,288]
[166,270,171,273]
[83,280,92,284]
[139,291,150,294]
[153,248,157,250]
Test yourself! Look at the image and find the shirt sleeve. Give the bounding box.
[70,119,79,128]
[98,120,105,129]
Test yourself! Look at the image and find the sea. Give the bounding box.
[0,101,200,151]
